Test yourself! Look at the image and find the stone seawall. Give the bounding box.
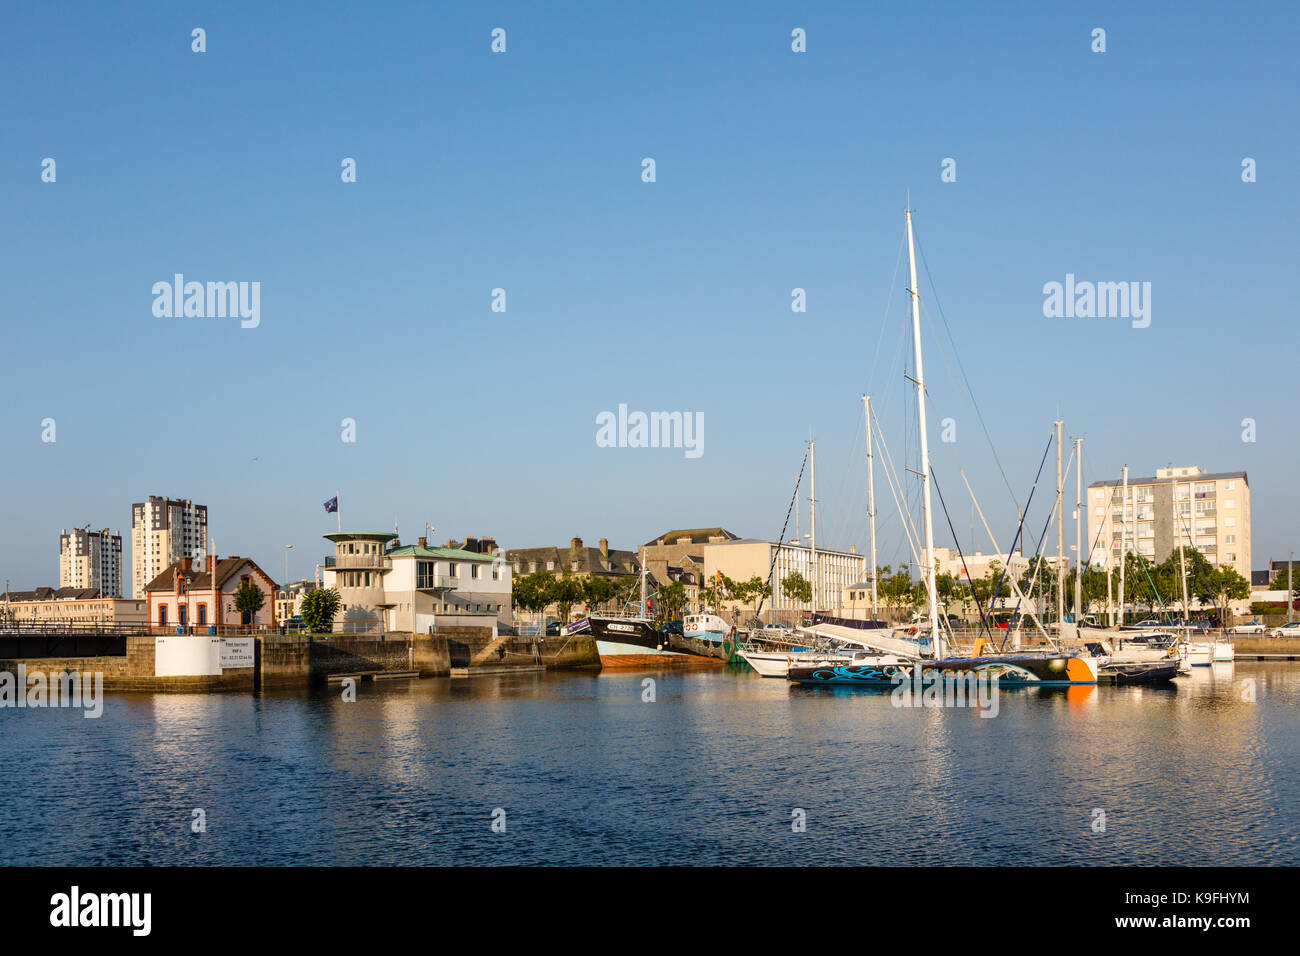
[0,629,598,692]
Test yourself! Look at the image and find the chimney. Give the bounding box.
[418,536,427,549]
[599,538,609,556]
[181,556,193,572]
[571,537,583,550]
[677,537,691,546]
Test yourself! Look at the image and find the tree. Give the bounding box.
[653,581,687,624]
[551,572,586,625]
[781,571,812,607]
[512,571,557,627]
[234,578,266,626]
[300,587,340,634]
[581,575,625,615]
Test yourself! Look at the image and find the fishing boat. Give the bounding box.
[572,567,721,668]
[673,612,734,660]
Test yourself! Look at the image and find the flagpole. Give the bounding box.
[336,491,341,533]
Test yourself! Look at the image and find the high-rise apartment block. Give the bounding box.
[131,496,208,598]
[58,527,123,597]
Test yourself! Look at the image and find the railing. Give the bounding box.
[323,555,392,570]
[415,575,458,590]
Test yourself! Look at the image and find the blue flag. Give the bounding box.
[324,496,338,513]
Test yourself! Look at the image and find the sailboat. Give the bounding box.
[788,207,1098,688]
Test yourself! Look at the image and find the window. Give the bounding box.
[447,562,458,578]
[158,605,167,626]
[198,604,207,625]
[1226,481,1235,490]
[1226,535,1236,545]
[471,565,479,579]
[1225,517,1237,527]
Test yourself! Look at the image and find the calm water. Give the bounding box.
[2,662,1297,865]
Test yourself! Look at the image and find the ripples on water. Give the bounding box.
[1,662,1296,865]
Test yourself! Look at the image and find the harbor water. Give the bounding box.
[2,662,1297,866]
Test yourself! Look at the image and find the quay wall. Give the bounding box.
[0,627,600,693]
[1232,637,1300,655]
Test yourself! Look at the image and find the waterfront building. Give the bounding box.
[702,538,867,623]
[1087,466,1251,580]
[504,537,639,623]
[640,529,740,615]
[59,527,123,597]
[0,586,145,626]
[274,578,315,622]
[131,496,208,599]
[322,532,512,634]
[144,554,277,631]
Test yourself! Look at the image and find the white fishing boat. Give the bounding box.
[1212,640,1235,662]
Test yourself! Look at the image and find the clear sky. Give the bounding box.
[2,1,1297,589]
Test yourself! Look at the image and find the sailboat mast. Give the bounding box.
[1056,420,1065,625]
[809,438,817,611]
[905,208,941,657]
[1118,465,1128,626]
[863,394,878,621]
[1075,437,1083,623]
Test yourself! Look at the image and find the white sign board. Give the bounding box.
[155,636,221,677]
[219,637,255,669]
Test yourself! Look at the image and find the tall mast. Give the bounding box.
[1074,437,1083,623]
[1118,465,1128,626]
[809,438,817,611]
[863,395,878,621]
[1055,420,1065,625]
[1176,474,1189,620]
[905,208,941,657]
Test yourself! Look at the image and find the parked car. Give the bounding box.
[1268,622,1300,638]
[1230,621,1267,634]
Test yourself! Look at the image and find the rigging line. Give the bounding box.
[1011,468,1069,647]
[754,445,809,621]
[938,424,1057,650]
[913,229,1019,508]
[987,432,1057,651]
[868,406,925,572]
[930,472,996,644]
[864,228,909,397]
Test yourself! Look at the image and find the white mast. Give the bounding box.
[1074,437,1083,623]
[905,208,941,657]
[863,394,878,621]
[809,438,817,611]
[1118,465,1128,626]
[1056,420,1065,625]
[1176,474,1189,621]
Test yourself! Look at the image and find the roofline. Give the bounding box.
[323,532,400,543]
[1088,470,1247,488]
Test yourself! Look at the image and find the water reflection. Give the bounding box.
[1,663,1296,865]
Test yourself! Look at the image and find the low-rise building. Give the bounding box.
[504,536,639,624]
[0,587,146,626]
[321,532,512,634]
[144,554,277,631]
[702,538,868,623]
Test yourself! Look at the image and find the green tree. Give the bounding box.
[234,578,266,626]
[581,575,625,614]
[300,587,340,634]
[512,571,557,628]
[653,580,687,624]
[781,571,812,607]
[551,572,586,624]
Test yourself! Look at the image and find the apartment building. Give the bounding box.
[1087,466,1251,580]
[131,497,208,598]
[59,527,123,597]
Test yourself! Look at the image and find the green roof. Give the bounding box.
[323,532,399,543]
[386,545,496,561]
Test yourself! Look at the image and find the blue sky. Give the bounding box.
[2,1,1297,588]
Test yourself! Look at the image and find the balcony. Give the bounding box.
[416,575,458,591]
[324,555,392,571]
